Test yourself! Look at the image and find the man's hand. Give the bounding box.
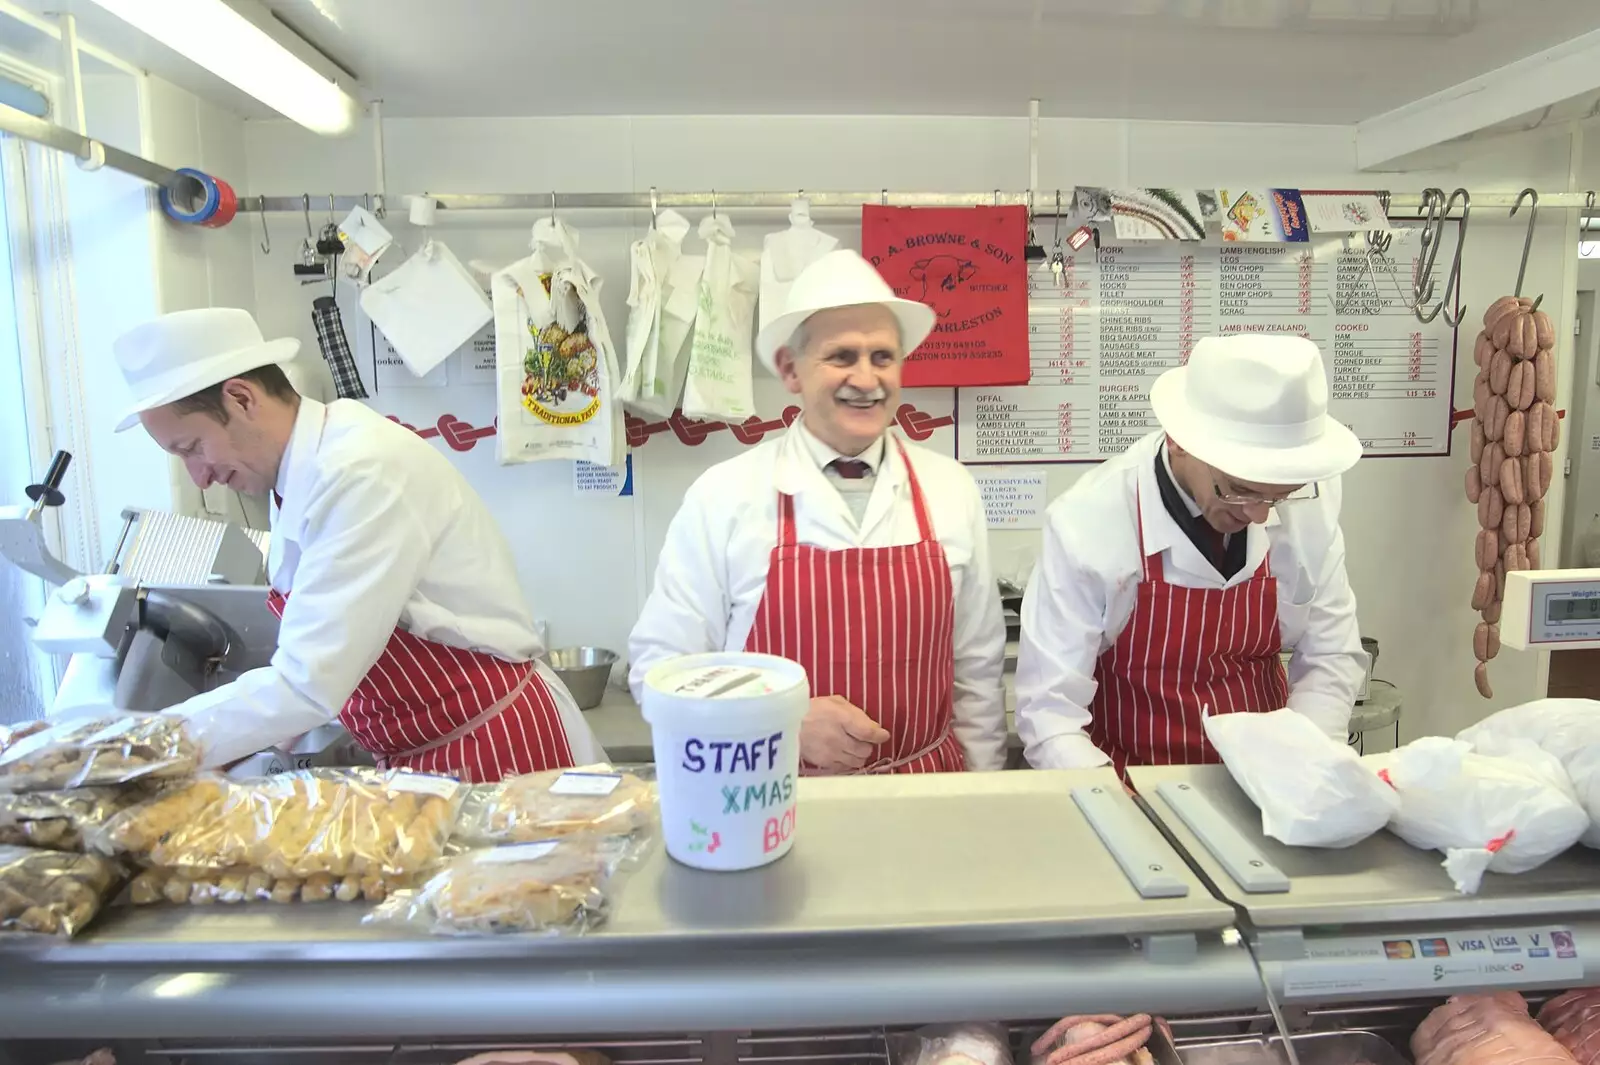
[801,695,890,774]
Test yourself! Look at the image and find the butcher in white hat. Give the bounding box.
[1015,334,1367,777]
[629,249,1007,773]
[107,307,601,778]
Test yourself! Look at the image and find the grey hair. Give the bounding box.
[784,307,903,359]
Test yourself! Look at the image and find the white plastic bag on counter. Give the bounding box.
[494,219,624,468]
[1205,708,1397,848]
[1364,736,1588,894]
[620,210,691,411]
[1458,698,1600,848]
[681,214,759,424]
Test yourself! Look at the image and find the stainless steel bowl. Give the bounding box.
[544,646,619,710]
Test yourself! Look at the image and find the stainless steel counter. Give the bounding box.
[1132,764,1600,932]
[0,770,1263,1039]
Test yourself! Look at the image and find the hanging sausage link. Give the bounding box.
[1467,295,1557,698]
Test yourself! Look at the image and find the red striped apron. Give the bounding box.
[1088,489,1288,778]
[743,438,966,775]
[264,590,574,783]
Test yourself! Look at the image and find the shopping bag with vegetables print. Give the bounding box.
[494,219,623,467]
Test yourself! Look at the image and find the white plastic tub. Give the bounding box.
[641,652,810,871]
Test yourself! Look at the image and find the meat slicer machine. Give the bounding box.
[0,451,365,773]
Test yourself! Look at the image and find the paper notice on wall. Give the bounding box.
[973,468,1047,529]
[371,323,448,389]
[1300,191,1389,233]
[574,454,634,497]
[1589,435,1600,453]
[453,320,497,385]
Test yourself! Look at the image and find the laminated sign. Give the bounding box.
[861,205,1029,388]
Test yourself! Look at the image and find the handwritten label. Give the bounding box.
[475,840,560,864]
[1283,926,1581,998]
[973,468,1048,529]
[550,772,622,797]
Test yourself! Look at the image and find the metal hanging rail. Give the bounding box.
[0,101,201,201]
[240,190,1600,216]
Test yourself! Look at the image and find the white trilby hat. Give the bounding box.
[112,308,300,432]
[1149,334,1362,484]
[754,249,936,375]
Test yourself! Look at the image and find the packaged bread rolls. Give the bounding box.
[93,768,462,878]
[0,714,198,792]
[454,765,656,847]
[0,786,153,852]
[0,844,122,937]
[128,865,416,906]
[367,836,631,936]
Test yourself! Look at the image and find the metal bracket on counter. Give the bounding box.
[1155,781,1290,894]
[1137,931,1200,964]
[1072,784,1189,899]
[1250,927,1308,963]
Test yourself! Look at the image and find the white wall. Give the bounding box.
[241,114,1582,743]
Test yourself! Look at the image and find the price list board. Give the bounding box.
[956,230,1455,464]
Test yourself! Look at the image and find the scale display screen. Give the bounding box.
[1548,596,1600,624]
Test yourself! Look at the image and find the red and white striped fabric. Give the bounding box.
[743,438,965,775]
[1088,490,1287,777]
[265,590,574,782]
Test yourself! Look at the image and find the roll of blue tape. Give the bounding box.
[160,168,219,225]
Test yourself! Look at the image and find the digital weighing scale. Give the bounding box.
[1501,567,1600,650]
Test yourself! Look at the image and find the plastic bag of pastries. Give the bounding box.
[0,785,154,852]
[366,835,637,936]
[453,765,656,847]
[0,714,199,792]
[128,865,418,906]
[0,844,122,937]
[94,768,462,878]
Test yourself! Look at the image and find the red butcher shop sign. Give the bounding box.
[861,204,1030,388]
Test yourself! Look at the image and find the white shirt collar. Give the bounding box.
[1158,440,1203,519]
[795,417,887,474]
[275,398,325,504]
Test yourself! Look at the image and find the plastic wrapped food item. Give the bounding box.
[1539,988,1600,1065]
[0,720,48,760]
[454,765,657,846]
[448,1052,611,1065]
[1030,1016,1167,1065]
[892,1023,1014,1065]
[0,844,122,936]
[128,865,416,906]
[94,768,462,878]
[367,836,630,935]
[0,714,198,792]
[0,786,154,852]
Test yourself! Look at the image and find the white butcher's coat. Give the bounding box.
[629,423,1008,770]
[1016,430,1365,770]
[165,398,602,768]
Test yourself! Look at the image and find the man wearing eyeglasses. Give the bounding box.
[1015,334,1367,775]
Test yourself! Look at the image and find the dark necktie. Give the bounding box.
[829,459,872,479]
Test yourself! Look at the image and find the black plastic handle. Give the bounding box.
[25,450,70,507]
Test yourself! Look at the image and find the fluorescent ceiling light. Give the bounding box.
[86,0,358,135]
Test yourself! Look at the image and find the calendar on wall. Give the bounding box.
[955,228,1456,464]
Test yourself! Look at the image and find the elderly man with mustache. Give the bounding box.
[629,250,1007,774]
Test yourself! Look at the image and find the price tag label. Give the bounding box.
[476,840,560,864]
[1283,927,1581,999]
[388,772,460,798]
[550,771,623,797]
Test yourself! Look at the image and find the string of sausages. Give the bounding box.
[1030,1014,1165,1065]
[1466,296,1560,698]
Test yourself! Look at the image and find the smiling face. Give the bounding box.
[775,303,902,457]
[1168,437,1305,535]
[139,377,298,496]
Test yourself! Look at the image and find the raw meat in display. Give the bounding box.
[1413,992,1576,1065]
[1032,1014,1162,1065]
[1540,989,1600,1065]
